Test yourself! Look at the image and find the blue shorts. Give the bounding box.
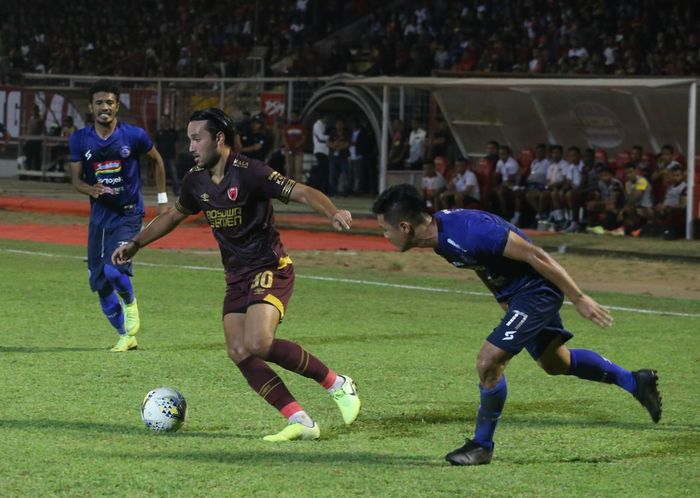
[87,217,142,292]
[487,283,573,360]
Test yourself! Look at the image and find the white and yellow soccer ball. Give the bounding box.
[141,387,187,432]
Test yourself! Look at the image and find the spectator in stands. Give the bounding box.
[407,117,427,170]
[494,145,521,225]
[388,118,407,170]
[0,120,11,152]
[420,160,446,211]
[268,116,287,175]
[310,114,330,193]
[282,110,307,182]
[484,140,500,167]
[562,146,585,232]
[24,105,45,171]
[619,162,654,235]
[631,145,652,178]
[348,117,371,194]
[439,156,480,209]
[240,115,271,162]
[651,164,687,239]
[48,116,77,174]
[525,143,551,224]
[586,165,625,233]
[155,114,181,195]
[544,145,569,229]
[426,116,450,161]
[652,144,682,184]
[328,117,351,196]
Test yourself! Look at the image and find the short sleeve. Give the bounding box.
[69,132,83,162]
[244,160,297,204]
[136,127,154,155]
[175,172,201,215]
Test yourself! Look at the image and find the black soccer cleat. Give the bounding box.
[445,439,494,466]
[632,369,662,423]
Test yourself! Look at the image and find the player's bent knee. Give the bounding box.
[227,345,249,363]
[243,334,273,357]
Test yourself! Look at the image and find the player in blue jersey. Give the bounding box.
[69,80,168,352]
[372,184,662,466]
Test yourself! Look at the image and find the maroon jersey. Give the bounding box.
[175,152,297,273]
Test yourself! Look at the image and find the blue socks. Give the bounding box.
[473,375,507,450]
[99,291,126,335]
[568,349,637,394]
[103,264,135,304]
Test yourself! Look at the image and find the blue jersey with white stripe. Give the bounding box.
[433,209,545,302]
[69,122,153,227]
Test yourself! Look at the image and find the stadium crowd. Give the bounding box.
[1,1,698,79]
[0,0,370,80]
[401,134,690,239]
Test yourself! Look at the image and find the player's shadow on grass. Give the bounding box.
[101,449,439,467]
[0,346,104,353]
[0,418,239,439]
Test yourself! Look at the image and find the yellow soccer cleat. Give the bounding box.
[111,335,138,352]
[263,422,320,442]
[331,375,361,425]
[124,299,140,336]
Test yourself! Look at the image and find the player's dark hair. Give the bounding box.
[189,108,236,147]
[661,144,674,152]
[632,145,643,152]
[372,184,430,227]
[88,80,120,103]
[568,146,581,154]
[549,144,563,153]
[487,140,499,148]
[536,143,547,150]
[599,165,614,174]
[624,161,637,170]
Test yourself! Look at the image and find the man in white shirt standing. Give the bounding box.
[407,118,427,170]
[309,115,330,193]
[494,145,521,225]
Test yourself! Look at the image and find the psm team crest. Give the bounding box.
[120,145,131,158]
[227,187,238,201]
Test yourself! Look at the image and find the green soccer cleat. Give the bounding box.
[263,422,320,442]
[110,335,138,352]
[124,299,140,336]
[331,375,361,425]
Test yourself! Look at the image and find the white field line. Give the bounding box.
[3,248,699,319]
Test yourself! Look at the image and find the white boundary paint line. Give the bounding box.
[3,247,700,318]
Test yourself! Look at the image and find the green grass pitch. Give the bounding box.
[1,239,699,497]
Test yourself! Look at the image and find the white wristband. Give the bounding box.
[157,192,168,204]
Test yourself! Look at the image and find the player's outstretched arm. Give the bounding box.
[502,230,613,328]
[112,207,189,264]
[289,183,352,231]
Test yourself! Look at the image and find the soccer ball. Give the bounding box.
[141,387,187,432]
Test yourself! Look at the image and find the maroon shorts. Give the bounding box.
[223,260,295,321]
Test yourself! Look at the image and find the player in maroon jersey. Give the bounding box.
[113,108,360,441]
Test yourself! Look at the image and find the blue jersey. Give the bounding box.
[434,209,545,302]
[69,122,153,227]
